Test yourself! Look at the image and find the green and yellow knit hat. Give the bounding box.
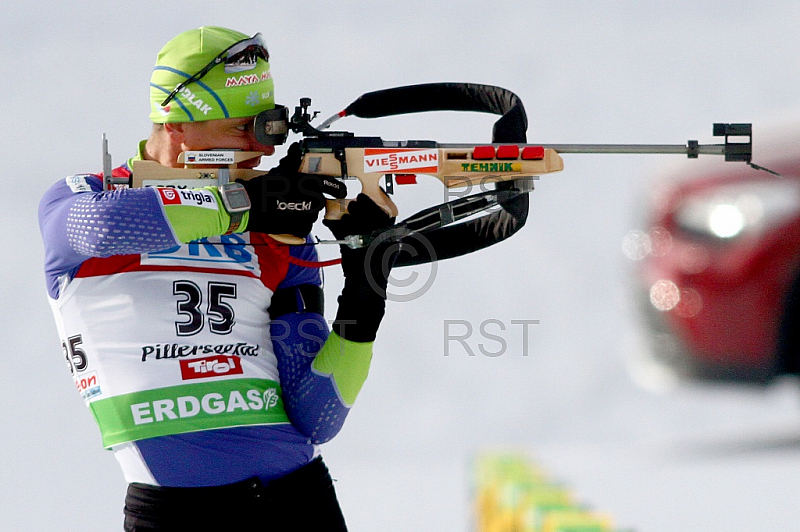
[149,27,275,123]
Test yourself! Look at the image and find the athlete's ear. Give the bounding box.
[163,122,187,144]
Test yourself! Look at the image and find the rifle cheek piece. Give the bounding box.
[254,104,290,146]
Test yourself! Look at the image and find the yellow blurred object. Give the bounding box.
[540,509,614,532]
[472,452,619,532]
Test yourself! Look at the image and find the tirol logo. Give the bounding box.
[180,355,244,380]
[363,148,439,174]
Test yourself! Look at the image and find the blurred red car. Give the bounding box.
[626,123,800,384]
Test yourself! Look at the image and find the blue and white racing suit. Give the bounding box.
[38,146,374,488]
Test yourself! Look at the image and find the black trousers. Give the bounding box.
[123,457,348,531]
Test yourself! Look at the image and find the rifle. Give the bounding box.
[121,83,757,263]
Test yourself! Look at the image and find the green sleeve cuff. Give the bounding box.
[161,186,250,243]
[312,331,374,406]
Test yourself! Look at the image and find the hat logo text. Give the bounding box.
[225,70,272,87]
[178,86,213,115]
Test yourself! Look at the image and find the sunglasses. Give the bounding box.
[160,33,270,107]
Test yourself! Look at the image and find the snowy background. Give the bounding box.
[4,1,800,530]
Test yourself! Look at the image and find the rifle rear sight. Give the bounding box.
[290,98,321,136]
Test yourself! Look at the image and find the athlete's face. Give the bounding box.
[179,116,276,168]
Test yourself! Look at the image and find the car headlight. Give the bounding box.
[674,180,800,239]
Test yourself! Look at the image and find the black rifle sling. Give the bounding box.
[344,83,530,266]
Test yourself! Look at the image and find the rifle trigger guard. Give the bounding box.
[334,148,348,179]
[384,174,395,195]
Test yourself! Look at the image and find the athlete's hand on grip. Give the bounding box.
[323,194,399,342]
[240,143,346,238]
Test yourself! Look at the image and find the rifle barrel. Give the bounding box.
[544,143,725,155]
[440,143,727,156]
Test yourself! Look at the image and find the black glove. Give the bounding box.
[239,143,345,237]
[323,194,399,342]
